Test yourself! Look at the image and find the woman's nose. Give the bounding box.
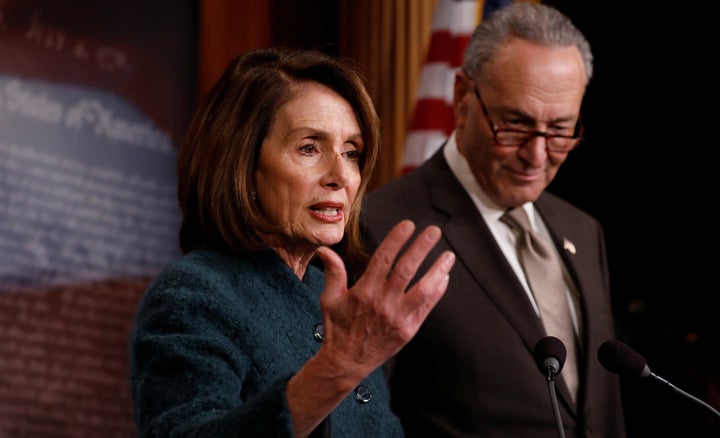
[323,154,351,189]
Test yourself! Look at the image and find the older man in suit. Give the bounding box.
[357,3,625,437]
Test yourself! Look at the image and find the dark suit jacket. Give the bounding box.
[359,148,626,437]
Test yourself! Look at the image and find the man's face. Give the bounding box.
[454,38,586,209]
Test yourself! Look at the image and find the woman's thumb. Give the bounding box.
[315,246,348,300]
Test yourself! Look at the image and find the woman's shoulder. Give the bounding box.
[162,247,281,283]
[140,248,278,307]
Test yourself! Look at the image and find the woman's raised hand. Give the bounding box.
[315,220,455,376]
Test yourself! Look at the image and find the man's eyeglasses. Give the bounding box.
[472,86,583,153]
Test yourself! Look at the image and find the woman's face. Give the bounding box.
[256,81,363,251]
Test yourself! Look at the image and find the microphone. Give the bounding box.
[533,336,567,438]
[598,340,720,420]
[534,335,567,379]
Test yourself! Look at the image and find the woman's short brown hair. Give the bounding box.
[177,47,379,265]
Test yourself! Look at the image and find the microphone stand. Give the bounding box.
[544,368,566,438]
[650,372,720,420]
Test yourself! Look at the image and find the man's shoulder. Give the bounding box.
[367,154,444,202]
[365,168,430,212]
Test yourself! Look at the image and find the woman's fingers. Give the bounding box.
[358,220,416,289]
[403,249,454,317]
[317,220,455,366]
[383,224,443,294]
[361,220,450,298]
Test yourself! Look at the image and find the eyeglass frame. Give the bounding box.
[471,85,583,153]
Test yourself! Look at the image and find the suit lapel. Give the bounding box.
[423,153,546,355]
[423,154,585,415]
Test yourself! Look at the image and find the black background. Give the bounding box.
[545,1,719,436]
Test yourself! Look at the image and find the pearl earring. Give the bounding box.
[251,191,257,200]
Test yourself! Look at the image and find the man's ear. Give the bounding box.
[453,71,471,126]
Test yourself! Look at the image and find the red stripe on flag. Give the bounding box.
[426,32,472,67]
[408,99,455,133]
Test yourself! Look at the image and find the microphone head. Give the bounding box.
[533,336,567,376]
[598,340,651,378]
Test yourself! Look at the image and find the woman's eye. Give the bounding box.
[299,144,318,155]
[344,150,360,161]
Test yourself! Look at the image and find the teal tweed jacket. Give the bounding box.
[130,247,403,437]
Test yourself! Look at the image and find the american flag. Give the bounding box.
[400,0,515,174]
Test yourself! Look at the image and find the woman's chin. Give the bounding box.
[311,229,345,248]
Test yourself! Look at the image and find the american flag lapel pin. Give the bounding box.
[563,238,576,255]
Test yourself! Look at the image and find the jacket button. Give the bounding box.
[313,323,324,341]
[354,385,372,403]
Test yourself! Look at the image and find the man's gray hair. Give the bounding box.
[462,3,593,84]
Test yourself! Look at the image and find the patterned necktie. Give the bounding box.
[501,207,578,400]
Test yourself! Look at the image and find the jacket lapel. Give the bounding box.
[423,153,547,355]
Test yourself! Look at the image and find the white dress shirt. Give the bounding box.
[442,131,581,336]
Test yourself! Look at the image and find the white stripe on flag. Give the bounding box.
[432,0,480,35]
[401,0,479,174]
[416,63,458,103]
